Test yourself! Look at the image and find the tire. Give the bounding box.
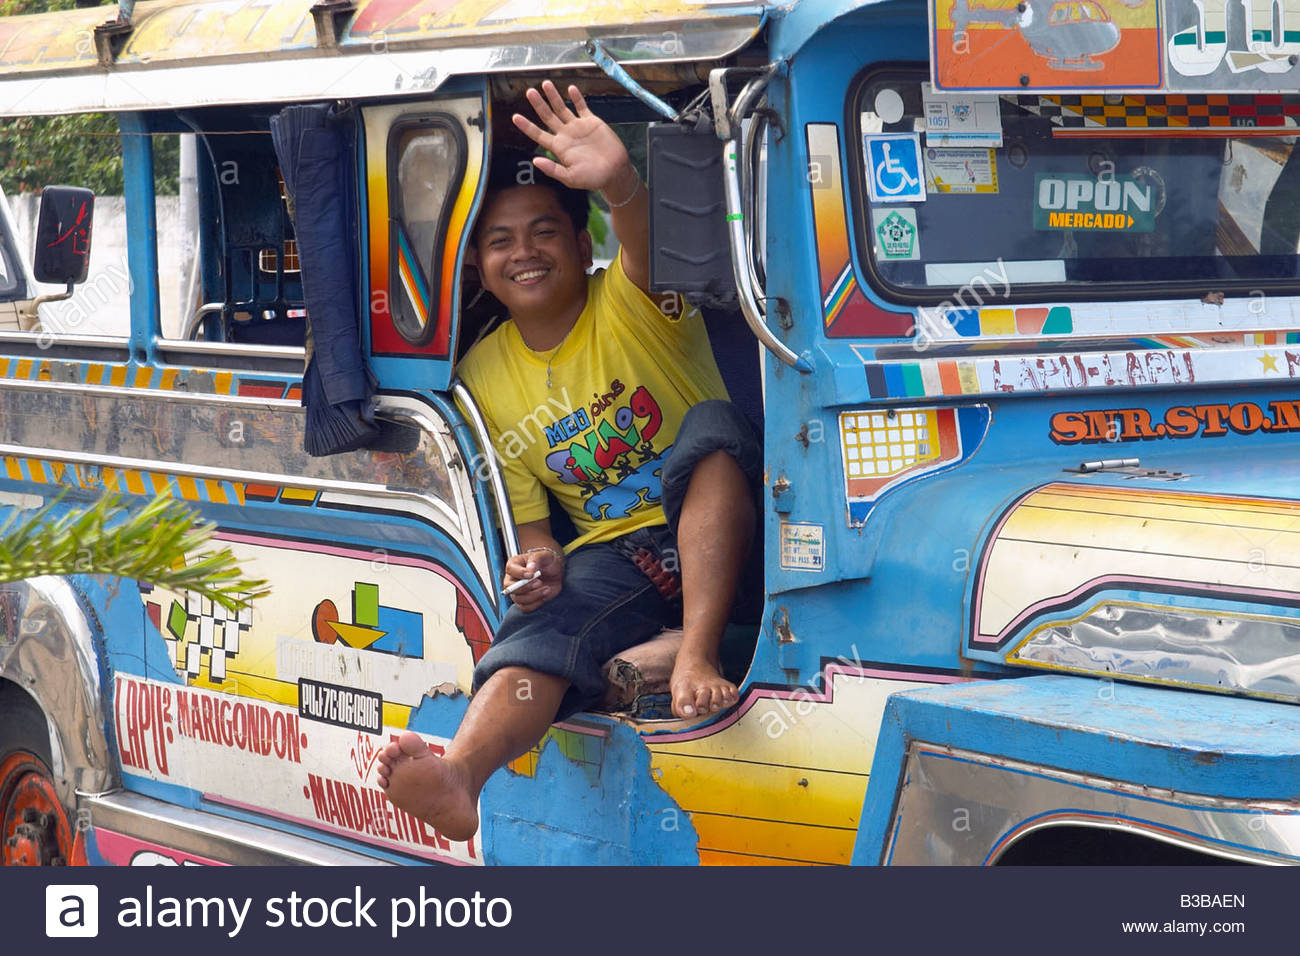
[0,686,74,866]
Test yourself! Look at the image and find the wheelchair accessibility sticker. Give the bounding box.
[864,133,926,203]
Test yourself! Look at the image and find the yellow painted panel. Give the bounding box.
[4,457,20,480]
[14,358,32,379]
[176,476,200,501]
[650,753,865,830]
[699,848,826,866]
[124,470,147,494]
[215,372,233,394]
[279,486,318,503]
[134,367,153,388]
[108,365,128,387]
[160,368,178,390]
[1001,505,1300,561]
[980,308,1016,336]
[1028,485,1300,532]
[691,810,855,864]
[203,479,227,504]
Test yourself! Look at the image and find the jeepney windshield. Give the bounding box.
[854,70,1300,301]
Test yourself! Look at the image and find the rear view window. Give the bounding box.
[854,70,1300,300]
[388,117,463,347]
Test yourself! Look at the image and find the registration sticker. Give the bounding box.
[924,147,998,194]
[872,207,920,260]
[779,522,825,572]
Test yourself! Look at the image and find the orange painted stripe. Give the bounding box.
[215,372,233,394]
[937,360,962,395]
[148,472,171,495]
[160,368,178,390]
[4,457,21,480]
[14,358,32,379]
[230,483,246,505]
[698,849,825,866]
[108,365,128,387]
[176,476,200,501]
[203,479,226,503]
[124,470,147,494]
[133,367,153,388]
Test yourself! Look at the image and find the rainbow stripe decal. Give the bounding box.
[806,123,912,338]
[395,227,432,336]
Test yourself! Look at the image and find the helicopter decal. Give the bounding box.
[931,0,1160,90]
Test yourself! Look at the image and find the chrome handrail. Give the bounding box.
[452,379,520,562]
[718,68,812,374]
[184,302,224,340]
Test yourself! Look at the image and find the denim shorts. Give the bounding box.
[472,400,762,720]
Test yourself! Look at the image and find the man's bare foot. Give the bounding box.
[375,731,480,841]
[669,656,738,718]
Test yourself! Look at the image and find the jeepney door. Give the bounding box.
[360,82,487,393]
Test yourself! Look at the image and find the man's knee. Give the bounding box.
[662,400,761,529]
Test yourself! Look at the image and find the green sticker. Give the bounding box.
[875,208,918,260]
[1033,174,1155,233]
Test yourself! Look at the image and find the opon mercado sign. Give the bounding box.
[1033,174,1155,233]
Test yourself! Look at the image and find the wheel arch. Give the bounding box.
[992,820,1263,865]
[0,577,117,810]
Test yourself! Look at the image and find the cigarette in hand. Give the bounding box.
[501,570,541,596]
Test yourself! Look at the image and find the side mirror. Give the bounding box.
[33,185,94,285]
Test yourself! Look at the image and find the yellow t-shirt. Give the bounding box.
[458,252,729,551]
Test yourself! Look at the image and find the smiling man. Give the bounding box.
[377,82,761,841]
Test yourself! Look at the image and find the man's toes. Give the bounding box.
[396,731,430,757]
[692,688,711,716]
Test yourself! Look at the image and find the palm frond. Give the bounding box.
[0,492,269,612]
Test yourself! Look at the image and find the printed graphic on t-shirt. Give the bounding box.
[540,378,669,521]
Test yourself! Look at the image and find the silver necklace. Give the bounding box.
[540,321,576,389]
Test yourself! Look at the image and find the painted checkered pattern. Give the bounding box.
[165,591,253,682]
[840,409,940,479]
[1010,93,1300,129]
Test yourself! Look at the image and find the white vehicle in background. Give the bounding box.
[0,182,38,331]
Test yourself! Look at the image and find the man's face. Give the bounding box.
[470,185,592,320]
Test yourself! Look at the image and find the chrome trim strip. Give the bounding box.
[374,400,469,539]
[81,790,392,865]
[0,441,463,532]
[0,330,130,349]
[157,341,307,360]
[0,374,300,409]
[452,380,520,561]
[885,742,1300,865]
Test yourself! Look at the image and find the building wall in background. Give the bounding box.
[10,194,189,339]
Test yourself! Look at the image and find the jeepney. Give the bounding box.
[0,0,1298,867]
